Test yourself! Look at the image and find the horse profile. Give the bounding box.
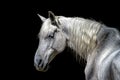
[34,11,120,80]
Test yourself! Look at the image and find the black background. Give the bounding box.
[31,1,120,80]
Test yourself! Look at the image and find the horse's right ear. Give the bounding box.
[37,14,46,22]
[48,11,55,22]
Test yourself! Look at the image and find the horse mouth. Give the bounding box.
[34,61,49,72]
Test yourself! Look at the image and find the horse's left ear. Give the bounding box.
[37,14,46,22]
[48,11,55,22]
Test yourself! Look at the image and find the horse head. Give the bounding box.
[34,11,68,72]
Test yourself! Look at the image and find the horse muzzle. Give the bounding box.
[34,58,49,72]
[34,48,55,72]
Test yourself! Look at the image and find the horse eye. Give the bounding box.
[51,21,57,26]
[54,29,58,33]
[48,34,54,38]
[48,29,57,39]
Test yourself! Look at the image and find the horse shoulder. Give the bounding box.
[111,51,120,80]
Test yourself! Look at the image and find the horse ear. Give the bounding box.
[48,11,55,22]
[37,14,46,22]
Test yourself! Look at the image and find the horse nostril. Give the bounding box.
[38,59,42,65]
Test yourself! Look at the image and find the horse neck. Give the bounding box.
[62,17,102,60]
[96,26,120,56]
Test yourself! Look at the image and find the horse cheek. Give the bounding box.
[53,33,66,53]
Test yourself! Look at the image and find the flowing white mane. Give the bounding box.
[64,17,102,59]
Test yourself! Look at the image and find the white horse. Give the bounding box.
[34,11,120,80]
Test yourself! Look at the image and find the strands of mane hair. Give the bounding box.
[68,18,102,60]
[66,46,86,64]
